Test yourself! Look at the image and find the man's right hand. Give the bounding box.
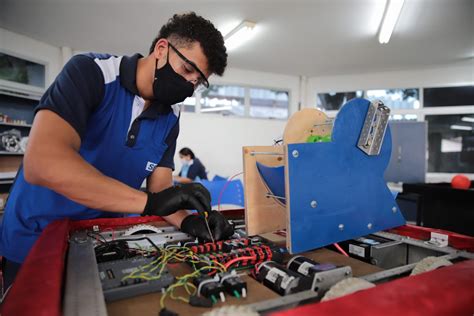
[142,183,211,217]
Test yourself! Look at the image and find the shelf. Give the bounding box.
[0,122,32,128]
[0,171,17,179]
[0,151,24,156]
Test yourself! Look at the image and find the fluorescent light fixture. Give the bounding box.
[200,106,232,113]
[450,125,473,131]
[224,20,256,50]
[461,116,474,123]
[378,0,405,44]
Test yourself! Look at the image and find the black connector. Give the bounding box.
[220,271,247,298]
[193,275,226,303]
[189,295,213,307]
[159,308,178,316]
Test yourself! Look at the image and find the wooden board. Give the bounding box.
[106,248,382,316]
[107,263,279,316]
[243,146,286,235]
[283,108,331,144]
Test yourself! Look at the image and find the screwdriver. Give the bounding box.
[202,211,215,245]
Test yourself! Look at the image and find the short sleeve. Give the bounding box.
[35,54,104,139]
[158,119,180,170]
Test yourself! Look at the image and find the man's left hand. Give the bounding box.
[180,211,234,241]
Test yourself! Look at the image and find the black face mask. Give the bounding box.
[151,50,194,108]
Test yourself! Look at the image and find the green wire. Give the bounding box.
[210,295,217,305]
[233,290,240,299]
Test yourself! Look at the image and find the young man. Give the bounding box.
[0,12,233,290]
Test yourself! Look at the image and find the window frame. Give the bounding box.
[181,83,292,121]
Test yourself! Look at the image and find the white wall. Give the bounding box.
[175,113,286,179]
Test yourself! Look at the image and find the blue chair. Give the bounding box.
[200,179,244,209]
[212,174,227,182]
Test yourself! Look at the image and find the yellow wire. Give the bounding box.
[118,243,230,309]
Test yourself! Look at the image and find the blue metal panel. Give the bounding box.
[286,98,405,254]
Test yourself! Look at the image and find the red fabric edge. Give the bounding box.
[1,219,71,316]
[270,259,474,316]
[69,215,165,231]
[389,224,474,252]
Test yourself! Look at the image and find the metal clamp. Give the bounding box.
[357,100,390,156]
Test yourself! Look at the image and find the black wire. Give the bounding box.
[86,231,108,244]
[89,231,162,263]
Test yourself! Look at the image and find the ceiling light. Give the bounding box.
[450,125,473,131]
[378,0,405,44]
[461,116,474,123]
[224,21,256,50]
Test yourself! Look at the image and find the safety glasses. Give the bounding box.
[168,43,209,93]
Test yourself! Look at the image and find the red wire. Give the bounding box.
[217,172,244,211]
[223,256,256,270]
[333,243,349,257]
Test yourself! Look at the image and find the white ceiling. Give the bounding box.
[0,0,473,77]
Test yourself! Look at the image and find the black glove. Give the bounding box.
[180,211,234,241]
[143,183,211,217]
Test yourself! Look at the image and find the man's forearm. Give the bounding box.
[24,110,147,214]
[25,146,147,214]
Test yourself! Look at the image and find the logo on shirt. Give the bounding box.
[145,161,157,172]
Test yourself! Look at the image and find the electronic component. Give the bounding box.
[255,261,312,295]
[98,256,174,301]
[287,256,352,292]
[0,129,22,152]
[94,240,130,263]
[194,275,226,304]
[219,270,247,298]
[332,235,392,263]
[189,295,213,307]
[288,256,337,277]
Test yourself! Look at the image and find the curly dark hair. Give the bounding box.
[149,12,227,76]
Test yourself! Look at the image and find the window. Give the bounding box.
[426,114,474,173]
[390,114,418,121]
[424,86,474,107]
[200,85,245,116]
[366,89,420,110]
[316,91,363,111]
[0,53,45,88]
[179,96,198,113]
[250,88,289,119]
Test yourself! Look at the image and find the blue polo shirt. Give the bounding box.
[0,53,180,263]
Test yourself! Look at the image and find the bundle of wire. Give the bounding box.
[91,232,259,310]
[118,245,233,309]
